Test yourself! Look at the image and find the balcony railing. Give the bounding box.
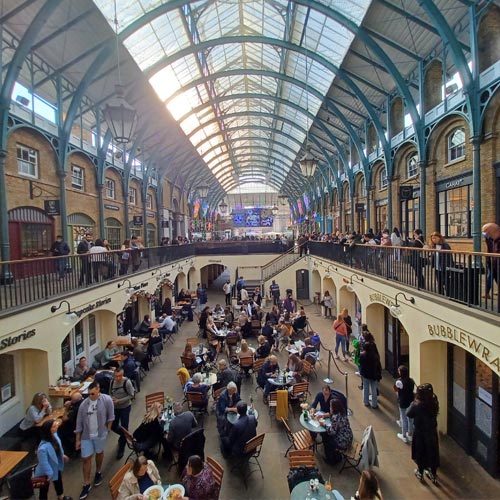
[308,241,500,314]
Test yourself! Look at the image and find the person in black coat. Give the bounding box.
[133,402,164,458]
[359,342,382,409]
[406,383,440,484]
[255,335,271,359]
[257,355,280,399]
[408,229,426,289]
[221,401,257,457]
[428,231,453,295]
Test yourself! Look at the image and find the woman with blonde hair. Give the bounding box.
[132,402,164,458]
[428,231,452,295]
[20,392,52,436]
[117,455,162,500]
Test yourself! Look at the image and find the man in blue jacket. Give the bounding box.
[222,401,257,457]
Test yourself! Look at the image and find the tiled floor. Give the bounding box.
[32,277,500,500]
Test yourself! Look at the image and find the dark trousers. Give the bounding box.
[39,471,63,499]
[225,293,231,306]
[112,405,131,450]
[79,258,92,285]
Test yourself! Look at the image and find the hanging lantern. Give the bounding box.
[299,148,318,177]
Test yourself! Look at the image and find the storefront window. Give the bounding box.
[88,314,97,347]
[452,345,466,416]
[375,204,388,233]
[400,197,419,239]
[147,223,156,248]
[21,222,51,257]
[104,217,122,249]
[438,185,472,237]
[74,322,84,356]
[0,354,16,404]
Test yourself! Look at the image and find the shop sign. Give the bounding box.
[427,323,499,374]
[368,292,395,307]
[133,216,143,225]
[0,328,36,351]
[104,204,120,211]
[147,212,155,218]
[74,297,112,318]
[44,199,60,216]
[208,260,222,263]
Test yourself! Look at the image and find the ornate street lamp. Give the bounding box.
[197,185,209,200]
[271,204,279,216]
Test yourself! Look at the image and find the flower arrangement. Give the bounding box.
[300,402,309,411]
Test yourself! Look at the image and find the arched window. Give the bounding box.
[359,177,366,197]
[104,217,122,249]
[448,127,465,162]
[379,168,388,189]
[407,152,418,179]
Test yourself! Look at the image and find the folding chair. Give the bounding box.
[145,391,165,410]
[206,456,224,499]
[186,391,208,420]
[239,356,254,377]
[339,440,363,474]
[288,381,310,416]
[120,426,140,462]
[231,433,266,489]
[150,341,163,363]
[281,417,315,456]
[288,449,316,469]
[301,359,315,381]
[180,355,196,374]
[108,462,132,500]
[253,358,265,393]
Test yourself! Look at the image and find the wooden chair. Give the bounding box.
[239,355,254,376]
[231,433,266,488]
[145,391,165,410]
[206,456,224,499]
[181,355,196,374]
[339,440,363,474]
[288,381,309,416]
[253,358,265,392]
[301,359,315,380]
[267,391,278,421]
[120,426,140,462]
[288,449,316,469]
[186,337,200,347]
[251,319,262,336]
[109,461,132,499]
[281,417,315,456]
[211,385,226,413]
[186,391,208,419]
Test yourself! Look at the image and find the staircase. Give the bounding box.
[261,245,305,283]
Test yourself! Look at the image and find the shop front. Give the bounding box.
[384,308,410,377]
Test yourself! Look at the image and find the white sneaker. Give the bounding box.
[355,371,360,377]
[396,419,401,427]
[407,434,413,442]
[397,433,408,443]
[334,355,339,359]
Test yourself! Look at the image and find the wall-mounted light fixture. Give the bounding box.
[117,278,135,294]
[390,292,415,318]
[342,273,364,292]
[324,265,338,279]
[50,300,78,326]
[151,269,162,277]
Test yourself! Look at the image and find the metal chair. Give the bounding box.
[253,358,265,393]
[231,433,266,489]
[280,417,315,456]
[206,456,224,499]
[108,462,132,499]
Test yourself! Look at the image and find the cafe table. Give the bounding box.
[290,480,344,500]
[226,407,259,425]
[267,374,295,390]
[35,407,65,427]
[299,412,331,433]
[0,450,28,480]
[48,383,82,399]
[200,372,217,386]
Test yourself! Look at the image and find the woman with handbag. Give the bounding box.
[33,419,72,500]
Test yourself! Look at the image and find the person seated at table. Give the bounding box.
[137,314,151,335]
[216,382,240,435]
[221,401,257,458]
[251,304,264,322]
[223,306,234,325]
[132,402,164,458]
[117,455,162,500]
[321,397,353,465]
[177,288,191,302]
[235,308,249,338]
[19,391,53,438]
[183,342,205,370]
[165,402,198,451]
[72,356,90,381]
[214,359,240,392]
[148,328,162,354]
[180,455,219,500]
[181,301,194,322]
[237,340,254,375]
[275,320,292,349]
[102,340,120,369]
[261,320,274,346]
[57,392,83,456]
[256,335,271,359]
[300,337,319,361]
[213,303,224,314]
[286,353,304,382]
[161,297,173,316]
[121,350,138,381]
[311,385,335,416]
[257,355,280,403]
[292,310,307,333]
[159,312,178,338]
[353,470,383,500]
[184,373,210,401]
[225,327,241,359]
[131,338,150,371]
[265,305,280,325]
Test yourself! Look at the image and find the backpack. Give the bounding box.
[110,377,135,399]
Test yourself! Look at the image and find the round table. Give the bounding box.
[226,407,259,424]
[290,481,345,500]
[299,412,331,433]
[267,376,294,390]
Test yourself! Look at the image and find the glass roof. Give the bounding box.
[93,0,371,193]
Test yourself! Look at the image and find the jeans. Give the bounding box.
[111,405,131,450]
[399,406,414,436]
[335,334,347,356]
[362,378,378,408]
[55,257,67,278]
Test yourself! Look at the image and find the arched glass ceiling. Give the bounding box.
[93,0,372,193]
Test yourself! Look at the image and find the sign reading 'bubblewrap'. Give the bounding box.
[427,323,500,374]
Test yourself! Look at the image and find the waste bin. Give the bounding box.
[446,261,481,306]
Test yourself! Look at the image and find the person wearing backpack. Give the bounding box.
[109,367,135,460]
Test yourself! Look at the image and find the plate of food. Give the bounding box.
[70,381,80,388]
[143,485,164,500]
[163,484,185,500]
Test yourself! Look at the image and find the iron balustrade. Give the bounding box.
[308,241,500,315]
